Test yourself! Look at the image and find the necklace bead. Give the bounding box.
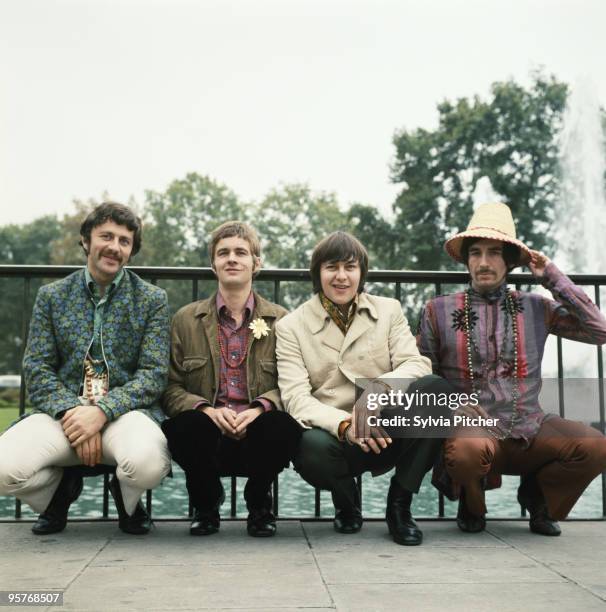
[464,287,520,439]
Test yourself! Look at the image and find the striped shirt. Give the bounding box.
[417,263,606,441]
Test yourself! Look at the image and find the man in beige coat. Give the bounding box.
[276,231,452,545]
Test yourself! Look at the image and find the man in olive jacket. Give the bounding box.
[161,221,301,537]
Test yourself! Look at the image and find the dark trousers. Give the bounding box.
[294,375,450,512]
[161,410,302,511]
[445,416,606,519]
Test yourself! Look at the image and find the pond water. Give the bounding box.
[1,466,603,520]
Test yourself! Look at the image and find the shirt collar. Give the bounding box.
[216,291,255,322]
[85,266,124,298]
[468,280,507,303]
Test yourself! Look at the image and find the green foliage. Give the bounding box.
[252,184,349,308]
[0,215,62,264]
[0,408,19,433]
[0,216,62,376]
[391,72,568,270]
[142,173,245,267]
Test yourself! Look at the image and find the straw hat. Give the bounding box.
[444,202,531,266]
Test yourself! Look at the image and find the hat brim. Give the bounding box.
[445,228,532,266]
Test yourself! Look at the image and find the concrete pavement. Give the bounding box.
[0,520,604,611]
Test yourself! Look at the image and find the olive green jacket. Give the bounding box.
[162,291,287,417]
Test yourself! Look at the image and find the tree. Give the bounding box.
[0,215,62,265]
[0,215,63,376]
[253,184,349,307]
[143,173,245,268]
[391,72,568,271]
[346,203,397,270]
[50,198,100,264]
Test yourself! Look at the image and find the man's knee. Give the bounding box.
[249,410,302,446]
[573,433,606,473]
[0,458,28,496]
[409,374,453,395]
[444,436,495,480]
[118,442,170,489]
[161,410,220,455]
[294,428,342,486]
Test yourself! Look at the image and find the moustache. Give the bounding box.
[99,251,122,263]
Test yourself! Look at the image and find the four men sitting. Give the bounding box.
[0,201,605,541]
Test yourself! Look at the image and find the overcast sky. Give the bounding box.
[1,0,605,225]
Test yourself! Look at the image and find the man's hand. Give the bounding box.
[528,249,551,278]
[350,380,393,454]
[233,407,264,438]
[201,406,238,437]
[75,432,103,466]
[346,421,392,454]
[61,405,108,447]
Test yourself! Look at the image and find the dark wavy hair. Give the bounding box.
[310,231,369,294]
[79,201,143,256]
[461,237,521,271]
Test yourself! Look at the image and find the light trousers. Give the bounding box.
[0,411,170,515]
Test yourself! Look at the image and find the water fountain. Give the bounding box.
[471,175,504,208]
[555,77,606,273]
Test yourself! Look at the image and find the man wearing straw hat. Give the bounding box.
[417,202,606,535]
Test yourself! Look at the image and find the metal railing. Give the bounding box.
[0,264,605,521]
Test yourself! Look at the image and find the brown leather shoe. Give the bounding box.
[456,488,486,533]
[517,476,561,537]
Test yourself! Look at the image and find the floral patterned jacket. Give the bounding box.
[23,268,170,423]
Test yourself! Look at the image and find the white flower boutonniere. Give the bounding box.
[249,318,270,340]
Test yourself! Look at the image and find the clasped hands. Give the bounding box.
[349,381,393,454]
[201,405,263,439]
[61,405,108,467]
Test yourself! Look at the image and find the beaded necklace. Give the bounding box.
[463,286,520,439]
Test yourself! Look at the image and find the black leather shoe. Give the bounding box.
[190,490,225,536]
[247,508,277,537]
[333,508,363,534]
[32,467,83,535]
[245,488,276,537]
[517,477,561,537]
[456,495,486,533]
[190,508,221,536]
[385,477,423,545]
[108,476,152,535]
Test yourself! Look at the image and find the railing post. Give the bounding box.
[557,336,565,418]
[595,285,606,518]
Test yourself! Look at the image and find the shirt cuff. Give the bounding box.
[251,398,274,412]
[193,399,212,411]
[338,418,352,441]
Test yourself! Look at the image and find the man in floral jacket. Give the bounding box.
[0,202,171,535]
[161,221,301,537]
